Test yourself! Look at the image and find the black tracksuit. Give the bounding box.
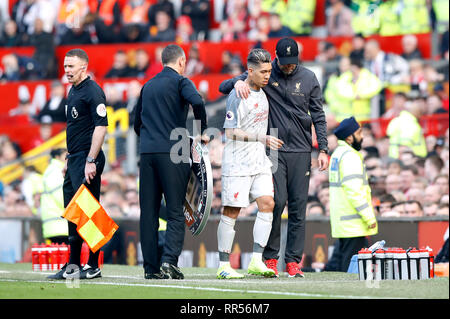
[219,59,328,264]
[134,66,207,274]
[64,76,108,268]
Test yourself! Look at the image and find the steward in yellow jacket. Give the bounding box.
[328,117,378,271]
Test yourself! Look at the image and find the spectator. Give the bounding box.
[331,56,382,122]
[181,0,210,41]
[400,165,418,193]
[423,202,439,216]
[29,18,56,79]
[385,174,402,195]
[0,185,33,217]
[405,187,425,204]
[378,193,397,215]
[121,23,147,43]
[147,10,176,42]
[437,203,449,216]
[220,0,248,42]
[92,0,122,43]
[36,80,67,123]
[426,94,448,115]
[404,200,424,217]
[125,80,143,125]
[122,0,150,27]
[326,0,354,37]
[424,154,444,183]
[145,45,164,78]
[220,50,233,74]
[12,0,38,41]
[306,201,325,217]
[280,0,316,36]
[267,12,293,38]
[411,176,428,191]
[401,34,423,61]
[349,33,365,61]
[386,99,427,159]
[59,22,93,45]
[407,59,428,95]
[175,15,195,44]
[0,19,25,46]
[147,0,175,28]
[382,92,407,119]
[324,56,351,122]
[105,85,126,110]
[364,39,409,85]
[317,182,330,214]
[0,135,21,166]
[434,174,449,195]
[184,44,205,77]
[433,83,449,111]
[247,13,270,42]
[424,184,443,205]
[130,48,150,78]
[105,50,135,78]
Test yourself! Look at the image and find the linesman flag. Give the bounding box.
[63,184,118,253]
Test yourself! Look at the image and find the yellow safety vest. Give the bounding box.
[261,0,286,16]
[432,0,449,34]
[378,0,402,36]
[325,74,353,122]
[40,159,68,239]
[333,68,382,122]
[351,0,381,36]
[400,0,430,34]
[386,110,427,158]
[329,141,378,238]
[281,0,316,35]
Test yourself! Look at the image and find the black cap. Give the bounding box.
[275,37,299,65]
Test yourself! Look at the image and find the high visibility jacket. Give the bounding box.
[329,140,378,238]
[432,0,449,34]
[333,68,382,122]
[22,172,43,215]
[122,0,150,25]
[58,0,89,25]
[96,0,118,26]
[261,0,286,16]
[325,74,353,122]
[386,110,427,158]
[400,0,430,34]
[351,0,380,36]
[281,0,316,35]
[40,159,68,239]
[378,0,402,36]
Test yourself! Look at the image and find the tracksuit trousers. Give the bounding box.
[263,152,311,264]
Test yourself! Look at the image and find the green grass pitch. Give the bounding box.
[0,263,448,299]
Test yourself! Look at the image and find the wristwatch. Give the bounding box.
[86,156,96,164]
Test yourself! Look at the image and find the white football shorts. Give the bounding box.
[221,168,274,207]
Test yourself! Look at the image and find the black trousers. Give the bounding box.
[139,153,190,274]
[63,150,105,268]
[263,152,311,264]
[331,237,368,272]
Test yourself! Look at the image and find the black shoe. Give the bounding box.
[47,263,80,280]
[145,271,169,279]
[80,264,102,279]
[161,262,184,279]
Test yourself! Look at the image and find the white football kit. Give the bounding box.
[221,88,274,207]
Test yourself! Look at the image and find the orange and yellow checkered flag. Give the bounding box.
[63,184,118,253]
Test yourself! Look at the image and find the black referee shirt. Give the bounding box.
[66,76,108,154]
[134,66,207,154]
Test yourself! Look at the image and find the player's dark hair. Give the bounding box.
[65,48,89,63]
[247,48,271,69]
[161,44,185,65]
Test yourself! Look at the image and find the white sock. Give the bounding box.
[217,214,236,255]
[253,212,273,251]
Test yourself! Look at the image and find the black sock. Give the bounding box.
[68,222,82,267]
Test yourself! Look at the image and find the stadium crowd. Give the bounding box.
[0,0,449,224]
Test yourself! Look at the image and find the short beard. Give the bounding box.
[351,134,363,151]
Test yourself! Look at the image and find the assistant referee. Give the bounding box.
[134,44,208,280]
[48,48,108,280]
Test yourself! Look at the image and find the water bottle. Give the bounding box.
[398,248,409,280]
[427,248,435,278]
[384,248,394,280]
[392,248,401,280]
[407,248,420,280]
[373,249,385,280]
[357,248,373,281]
[368,240,386,252]
[419,248,430,280]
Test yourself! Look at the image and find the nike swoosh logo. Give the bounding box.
[62,269,79,279]
[85,269,101,279]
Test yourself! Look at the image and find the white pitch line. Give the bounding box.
[0,278,406,299]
